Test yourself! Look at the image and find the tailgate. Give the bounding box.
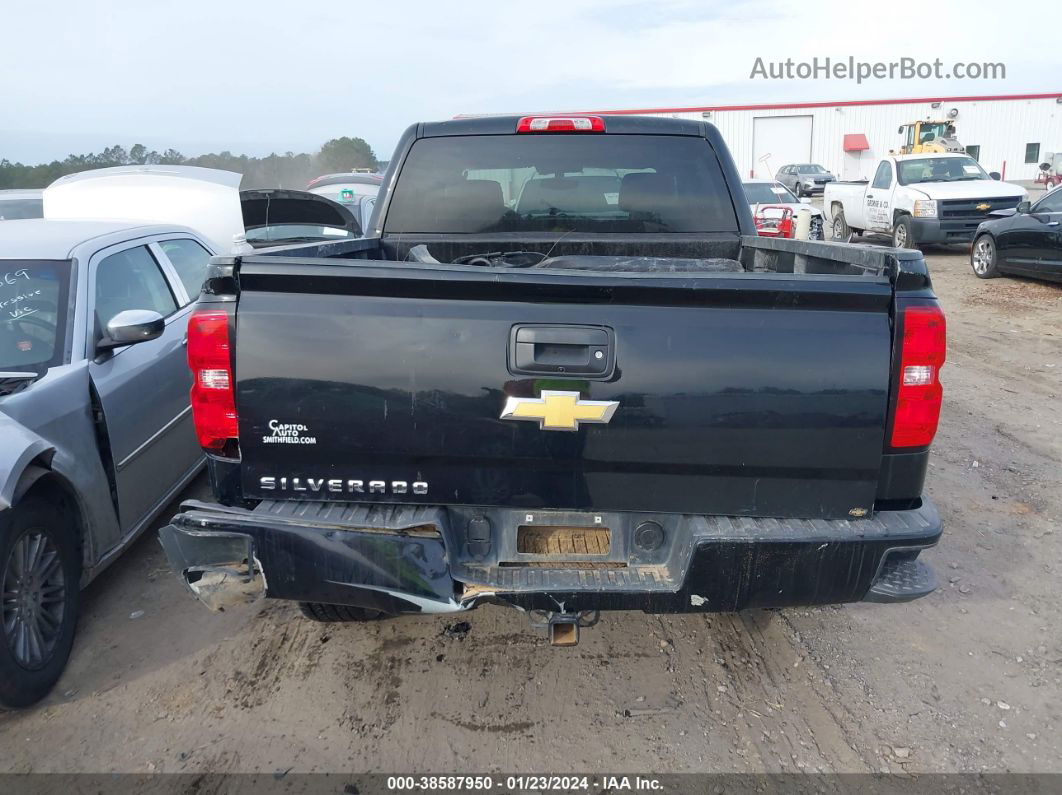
[233,262,894,519]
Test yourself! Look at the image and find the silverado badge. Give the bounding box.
[976,203,991,211]
[500,390,619,432]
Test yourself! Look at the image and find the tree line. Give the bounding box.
[0,136,379,190]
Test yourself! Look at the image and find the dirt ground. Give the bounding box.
[1,248,1059,776]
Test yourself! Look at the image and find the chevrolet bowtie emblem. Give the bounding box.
[976,203,991,211]
[500,390,619,432]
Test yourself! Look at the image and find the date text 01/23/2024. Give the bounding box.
[385,775,664,791]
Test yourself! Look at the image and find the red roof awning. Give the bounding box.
[843,134,870,152]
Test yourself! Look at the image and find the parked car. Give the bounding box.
[45,166,244,253]
[0,219,218,707]
[742,179,824,239]
[775,164,835,197]
[305,173,382,204]
[824,153,1027,249]
[160,114,945,649]
[970,185,1062,282]
[0,190,44,221]
[240,189,368,247]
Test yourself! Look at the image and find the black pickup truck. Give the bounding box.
[160,114,946,645]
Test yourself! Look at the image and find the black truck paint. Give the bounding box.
[160,116,944,630]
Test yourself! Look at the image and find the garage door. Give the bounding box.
[752,116,813,179]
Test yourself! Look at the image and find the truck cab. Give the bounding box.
[824,153,1027,249]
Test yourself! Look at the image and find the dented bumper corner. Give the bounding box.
[157,527,266,611]
[159,501,467,615]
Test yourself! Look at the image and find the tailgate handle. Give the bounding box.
[509,324,615,378]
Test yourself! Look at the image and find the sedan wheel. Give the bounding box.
[971,235,1000,278]
[2,530,66,670]
[0,496,80,709]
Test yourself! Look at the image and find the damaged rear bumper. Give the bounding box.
[159,498,942,615]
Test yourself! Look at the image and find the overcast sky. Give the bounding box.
[1,0,1056,164]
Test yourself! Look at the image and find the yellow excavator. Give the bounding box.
[896,120,965,154]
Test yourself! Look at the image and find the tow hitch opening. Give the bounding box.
[531,609,600,647]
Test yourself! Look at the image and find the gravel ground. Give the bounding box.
[1,248,1059,775]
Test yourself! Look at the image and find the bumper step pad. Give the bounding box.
[864,557,937,603]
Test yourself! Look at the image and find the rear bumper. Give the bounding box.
[159,499,942,615]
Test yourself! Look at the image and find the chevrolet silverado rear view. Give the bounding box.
[160,115,945,645]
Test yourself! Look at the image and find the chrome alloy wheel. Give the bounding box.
[972,237,995,275]
[1,529,66,669]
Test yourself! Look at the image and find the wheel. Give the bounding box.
[809,217,824,241]
[794,184,803,199]
[0,495,81,709]
[893,216,916,249]
[298,602,387,622]
[971,234,1001,278]
[831,209,850,241]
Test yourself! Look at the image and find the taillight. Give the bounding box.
[187,309,238,454]
[890,306,946,448]
[516,116,605,133]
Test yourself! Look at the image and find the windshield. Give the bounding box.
[918,123,951,143]
[1,260,72,372]
[384,135,738,234]
[898,157,990,185]
[0,198,43,220]
[743,182,798,204]
[796,165,826,174]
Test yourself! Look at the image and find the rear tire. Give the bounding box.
[0,496,81,709]
[971,234,1001,278]
[298,602,387,622]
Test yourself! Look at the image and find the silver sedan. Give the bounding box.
[0,219,215,707]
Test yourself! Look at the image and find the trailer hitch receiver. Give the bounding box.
[530,609,600,647]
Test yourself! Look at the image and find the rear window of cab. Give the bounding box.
[384,135,739,234]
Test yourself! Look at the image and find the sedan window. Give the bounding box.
[743,182,798,204]
[95,246,177,332]
[1034,188,1062,213]
[159,238,212,304]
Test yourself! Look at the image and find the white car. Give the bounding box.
[823,153,1027,249]
[743,179,824,240]
[0,189,43,221]
[305,173,382,203]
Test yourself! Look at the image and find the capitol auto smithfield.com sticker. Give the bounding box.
[263,420,317,445]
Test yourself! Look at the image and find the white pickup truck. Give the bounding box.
[824,153,1027,249]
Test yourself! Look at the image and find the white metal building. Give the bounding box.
[586,92,1062,183]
